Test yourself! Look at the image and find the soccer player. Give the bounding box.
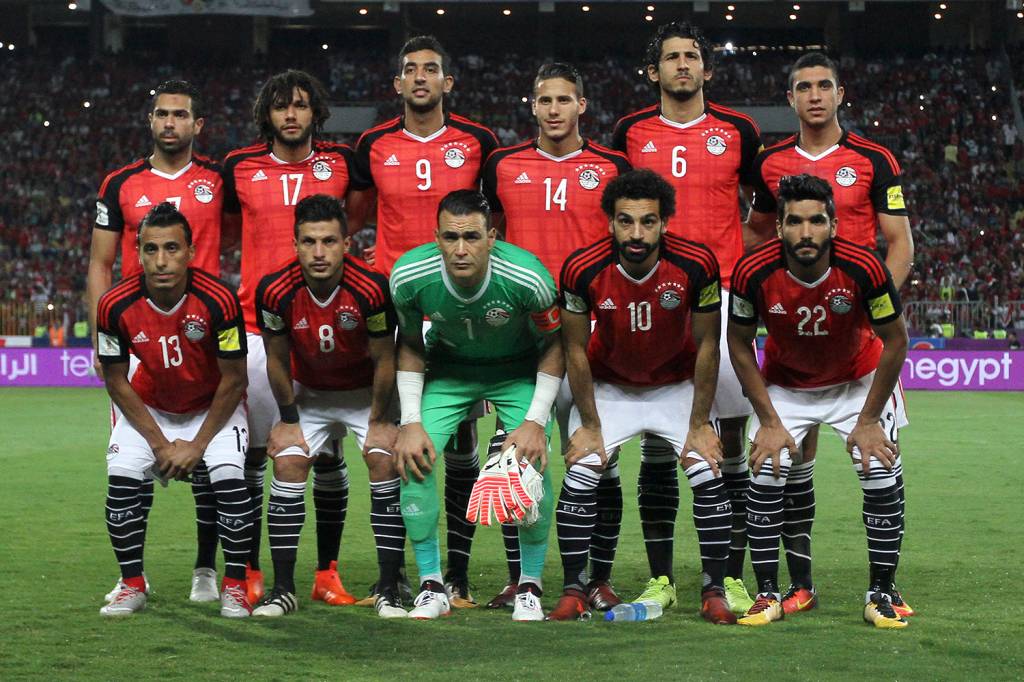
[349,35,499,606]
[252,194,406,618]
[612,21,763,613]
[747,52,915,617]
[728,175,909,629]
[88,80,225,603]
[96,203,252,618]
[222,70,359,606]
[481,62,631,610]
[390,190,562,621]
[550,169,733,623]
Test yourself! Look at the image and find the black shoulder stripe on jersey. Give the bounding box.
[98,276,144,328]
[191,269,241,321]
[344,256,388,306]
[449,113,499,147]
[732,240,784,292]
[611,105,659,151]
[833,239,888,288]
[97,158,148,198]
[708,102,761,135]
[663,234,718,275]
[845,133,901,175]
[357,117,403,149]
[192,154,223,173]
[486,141,534,168]
[586,140,632,173]
[561,238,613,289]
[223,142,271,174]
[259,262,304,311]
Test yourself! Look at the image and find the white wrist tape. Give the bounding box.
[524,372,561,427]
[396,370,425,425]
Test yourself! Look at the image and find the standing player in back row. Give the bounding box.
[747,52,915,617]
[349,35,499,607]
[222,70,359,607]
[612,20,763,613]
[482,62,630,611]
[89,80,226,604]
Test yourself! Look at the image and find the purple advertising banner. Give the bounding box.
[1,348,1022,391]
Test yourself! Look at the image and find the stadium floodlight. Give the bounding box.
[645,14,653,21]
[436,8,445,15]
[582,5,590,11]
[646,4,654,10]
[725,41,734,51]
[359,8,368,15]
[502,8,511,15]
[321,44,328,50]
[727,4,735,10]
[68,2,77,9]
[934,12,942,19]
[726,14,733,20]
[789,13,797,20]
[43,120,50,127]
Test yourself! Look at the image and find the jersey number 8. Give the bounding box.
[318,324,335,352]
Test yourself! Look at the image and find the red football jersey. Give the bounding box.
[255,255,395,391]
[352,113,498,274]
[483,139,631,280]
[751,130,908,248]
[729,237,902,389]
[96,268,246,413]
[95,156,224,276]
[222,140,355,332]
[612,102,762,288]
[560,233,721,387]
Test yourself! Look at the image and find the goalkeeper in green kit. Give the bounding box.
[390,189,563,622]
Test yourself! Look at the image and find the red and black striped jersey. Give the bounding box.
[96,268,246,413]
[255,255,395,391]
[351,113,498,274]
[612,102,762,287]
[222,140,356,332]
[482,139,631,280]
[560,233,721,387]
[750,130,908,249]
[95,155,224,277]
[729,237,902,389]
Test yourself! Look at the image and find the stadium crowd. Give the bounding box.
[3,45,1023,336]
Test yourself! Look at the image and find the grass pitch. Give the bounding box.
[1,388,1021,680]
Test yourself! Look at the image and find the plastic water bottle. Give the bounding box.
[604,601,663,622]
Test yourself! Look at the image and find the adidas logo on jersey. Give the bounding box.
[131,330,150,344]
[429,312,446,322]
[251,169,268,182]
[134,195,152,208]
[599,298,617,310]
[768,303,787,314]
[384,154,400,166]
[293,317,309,330]
[641,141,658,153]
[514,172,531,184]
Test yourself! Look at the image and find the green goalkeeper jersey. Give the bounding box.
[390,240,560,365]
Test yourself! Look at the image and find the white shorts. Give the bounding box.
[714,289,753,420]
[245,332,277,448]
[106,403,248,480]
[748,371,902,450]
[277,384,375,458]
[568,380,696,456]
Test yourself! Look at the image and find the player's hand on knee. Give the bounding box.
[566,425,607,467]
[684,423,723,476]
[750,422,796,478]
[502,421,548,472]
[395,423,435,482]
[847,420,897,472]
[267,421,308,459]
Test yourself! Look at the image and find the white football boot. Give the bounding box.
[100,585,147,617]
[189,568,219,602]
[512,586,545,622]
[408,585,451,620]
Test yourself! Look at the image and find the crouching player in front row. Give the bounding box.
[727,174,909,628]
[97,203,253,617]
[254,195,407,618]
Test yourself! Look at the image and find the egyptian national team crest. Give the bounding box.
[656,282,686,310]
[442,142,469,168]
[482,299,512,327]
[705,135,727,156]
[826,288,854,314]
[312,158,334,181]
[189,178,215,204]
[578,168,600,190]
[182,314,208,342]
[835,167,858,187]
[336,306,361,331]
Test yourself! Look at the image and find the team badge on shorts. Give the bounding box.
[312,158,334,181]
[656,282,685,310]
[106,444,119,459]
[182,314,208,342]
[336,307,361,331]
[442,142,469,168]
[189,178,216,204]
[826,288,854,314]
[835,167,858,187]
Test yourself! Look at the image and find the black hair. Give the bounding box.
[601,169,676,221]
[138,202,193,245]
[777,174,836,222]
[644,20,715,80]
[436,189,491,228]
[252,69,331,141]
[788,51,841,91]
[398,35,451,75]
[534,62,584,98]
[293,194,348,238]
[151,79,202,119]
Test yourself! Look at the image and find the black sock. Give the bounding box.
[782,460,815,588]
[211,467,254,582]
[370,477,405,586]
[589,469,622,583]
[685,460,732,590]
[106,475,145,579]
[191,461,219,570]
[266,477,305,594]
[720,455,749,579]
[501,523,521,582]
[746,457,789,594]
[861,481,902,594]
[244,459,266,570]
[638,436,678,582]
[892,459,905,584]
[139,477,154,547]
[313,455,349,571]
[443,447,479,579]
[557,465,601,591]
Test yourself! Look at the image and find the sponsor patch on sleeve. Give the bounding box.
[218,326,241,352]
[699,282,721,308]
[366,312,387,333]
[97,331,121,357]
[562,291,588,314]
[731,295,755,319]
[95,201,109,227]
[886,185,906,211]
[868,293,896,321]
[261,309,285,332]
